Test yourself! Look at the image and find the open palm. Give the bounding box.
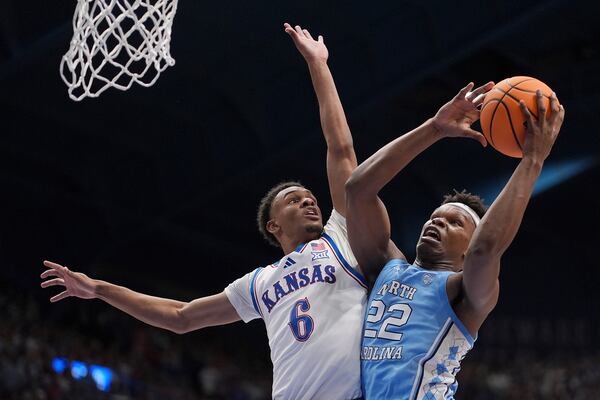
[432,82,495,146]
[40,260,96,302]
[284,23,328,63]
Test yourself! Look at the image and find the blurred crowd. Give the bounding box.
[1,282,599,399]
[0,285,271,400]
[459,349,600,399]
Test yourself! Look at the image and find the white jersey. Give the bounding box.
[225,210,367,400]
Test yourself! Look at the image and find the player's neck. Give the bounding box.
[278,233,320,256]
[277,236,303,256]
[280,243,298,256]
[414,257,458,272]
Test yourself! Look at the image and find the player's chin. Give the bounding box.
[304,221,323,235]
[416,239,443,256]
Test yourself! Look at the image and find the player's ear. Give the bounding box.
[267,219,280,235]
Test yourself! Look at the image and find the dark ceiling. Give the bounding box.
[1,0,598,316]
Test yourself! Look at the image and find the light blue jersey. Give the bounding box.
[361,259,475,399]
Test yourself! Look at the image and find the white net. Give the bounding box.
[60,0,179,101]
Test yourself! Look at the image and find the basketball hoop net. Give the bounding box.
[60,0,179,101]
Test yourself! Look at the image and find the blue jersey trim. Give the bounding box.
[409,318,453,400]
[294,242,308,253]
[249,267,264,317]
[439,273,477,346]
[384,258,411,272]
[322,232,367,288]
[370,258,409,292]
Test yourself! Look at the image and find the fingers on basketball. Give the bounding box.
[467,81,494,102]
[472,93,487,108]
[558,104,565,123]
[480,77,560,158]
[549,93,565,125]
[457,82,475,100]
[536,90,547,125]
[519,100,535,128]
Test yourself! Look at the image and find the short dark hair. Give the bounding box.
[441,189,487,218]
[257,181,304,247]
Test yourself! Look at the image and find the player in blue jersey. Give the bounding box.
[40,24,367,399]
[345,86,565,398]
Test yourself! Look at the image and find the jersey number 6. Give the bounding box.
[288,297,314,342]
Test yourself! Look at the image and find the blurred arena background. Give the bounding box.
[1,0,599,398]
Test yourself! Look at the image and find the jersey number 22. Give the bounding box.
[364,300,412,340]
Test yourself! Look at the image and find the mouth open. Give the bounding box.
[305,208,319,220]
[422,227,441,242]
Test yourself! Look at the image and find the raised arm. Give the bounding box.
[40,260,240,334]
[284,23,356,216]
[458,91,564,333]
[345,83,492,280]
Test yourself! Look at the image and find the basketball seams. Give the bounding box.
[481,77,553,157]
[497,101,523,152]
[506,77,553,98]
[487,100,502,147]
[506,77,552,105]
[506,77,536,88]
[484,78,531,148]
[481,99,503,147]
[505,86,552,98]
[492,86,540,120]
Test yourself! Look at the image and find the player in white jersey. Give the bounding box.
[227,205,366,399]
[40,23,367,399]
[345,87,565,398]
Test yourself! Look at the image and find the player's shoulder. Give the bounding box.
[381,258,412,275]
[370,259,409,288]
[254,253,300,278]
[376,260,456,290]
[323,208,346,229]
[254,259,280,276]
[321,210,349,248]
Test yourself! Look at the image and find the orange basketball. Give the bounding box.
[480,76,558,158]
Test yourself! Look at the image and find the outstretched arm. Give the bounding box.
[285,23,356,216]
[345,83,493,281]
[40,261,240,334]
[459,91,565,331]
